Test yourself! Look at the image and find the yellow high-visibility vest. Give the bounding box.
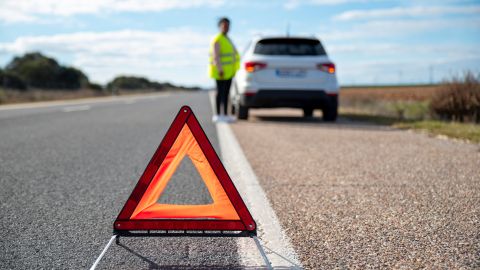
[209,33,240,80]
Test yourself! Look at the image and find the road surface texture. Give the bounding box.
[0,93,249,269]
[231,108,480,269]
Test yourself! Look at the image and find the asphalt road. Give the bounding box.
[0,92,246,269]
[5,92,476,269]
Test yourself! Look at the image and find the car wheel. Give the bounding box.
[322,96,338,122]
[237,104,249,120]
[303,108,314,118]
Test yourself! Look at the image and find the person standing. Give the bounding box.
[209,17,240,122]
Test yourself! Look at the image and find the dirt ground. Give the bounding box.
[231,108,480,269]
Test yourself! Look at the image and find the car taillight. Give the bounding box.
[245,61,267,73]
[317,63,335,74]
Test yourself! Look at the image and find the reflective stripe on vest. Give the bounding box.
[209,61,233,65]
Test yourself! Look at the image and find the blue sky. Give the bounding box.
[0,0,479,87]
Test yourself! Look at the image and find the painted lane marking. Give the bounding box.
[208,91,302,269]
[62,105,91,112]
[123,100,136,104]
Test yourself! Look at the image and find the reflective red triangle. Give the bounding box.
[114,106,256,232]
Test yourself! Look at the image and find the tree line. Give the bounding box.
[0,52,199,92]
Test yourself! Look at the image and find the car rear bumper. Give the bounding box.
[240,89,336,109]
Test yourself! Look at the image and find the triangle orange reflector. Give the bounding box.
[114,106,256,233]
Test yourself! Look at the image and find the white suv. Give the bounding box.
[231,36,339,121]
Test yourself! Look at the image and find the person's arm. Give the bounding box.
[213,41,224,78]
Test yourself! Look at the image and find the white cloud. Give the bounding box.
[335,55,480,85]
[284,0,368,10]
[0,9,37,23]
[334,5,480,21]
[0,29,216,86]
[328,42,480,76]
[318,17,480,41]
[0,0,225,23]
[315,14,480,84]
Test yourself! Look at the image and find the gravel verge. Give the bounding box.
[231,109,480,269]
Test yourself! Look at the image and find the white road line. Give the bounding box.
[208,91,302,269]
[62,105,91,112]
[123,100,136,104]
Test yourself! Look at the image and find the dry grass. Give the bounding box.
[340,85,440,101]
[339,84,480,143]
[340,85,441,102]
[430,73,480,123]
[0,88,106,105]
[395,121,480,143]
[340,85,440,121]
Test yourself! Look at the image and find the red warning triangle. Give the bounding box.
[114,106,256,233]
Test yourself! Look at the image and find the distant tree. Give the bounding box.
[88,82,103,91]
[0,68,28,90]
[161,81,201,91]
[162,82,175,88]
[5,52,89,90]
[6,52,57,88]
[149,81,165,90]
[106,76,164,91]
[57,66,89,89]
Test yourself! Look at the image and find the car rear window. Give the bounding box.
[254,38,327,56]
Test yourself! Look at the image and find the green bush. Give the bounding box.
[0,89,6,104]
[388,101,430,120]
[5,52,89,90]
[0,69,28,90]
[88,82,103,91]
[57,66,89,89]
[106,76,164,91]
[430,72,480,123]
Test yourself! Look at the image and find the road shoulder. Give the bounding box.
[231,109,480,269]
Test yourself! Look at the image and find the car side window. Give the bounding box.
[242,41,252,56]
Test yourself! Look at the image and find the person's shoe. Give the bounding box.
[212,115,220,122]
[218,115,228,122]
[225,115,237,123]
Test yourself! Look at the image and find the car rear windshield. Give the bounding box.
[254,38,327,56]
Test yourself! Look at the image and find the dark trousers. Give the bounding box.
[215,79,232,115]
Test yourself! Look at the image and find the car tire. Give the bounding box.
[303,108,314,118]
[322,96,338,122]
[237,104,249,120]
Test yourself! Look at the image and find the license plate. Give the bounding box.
[276,68,306,78]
